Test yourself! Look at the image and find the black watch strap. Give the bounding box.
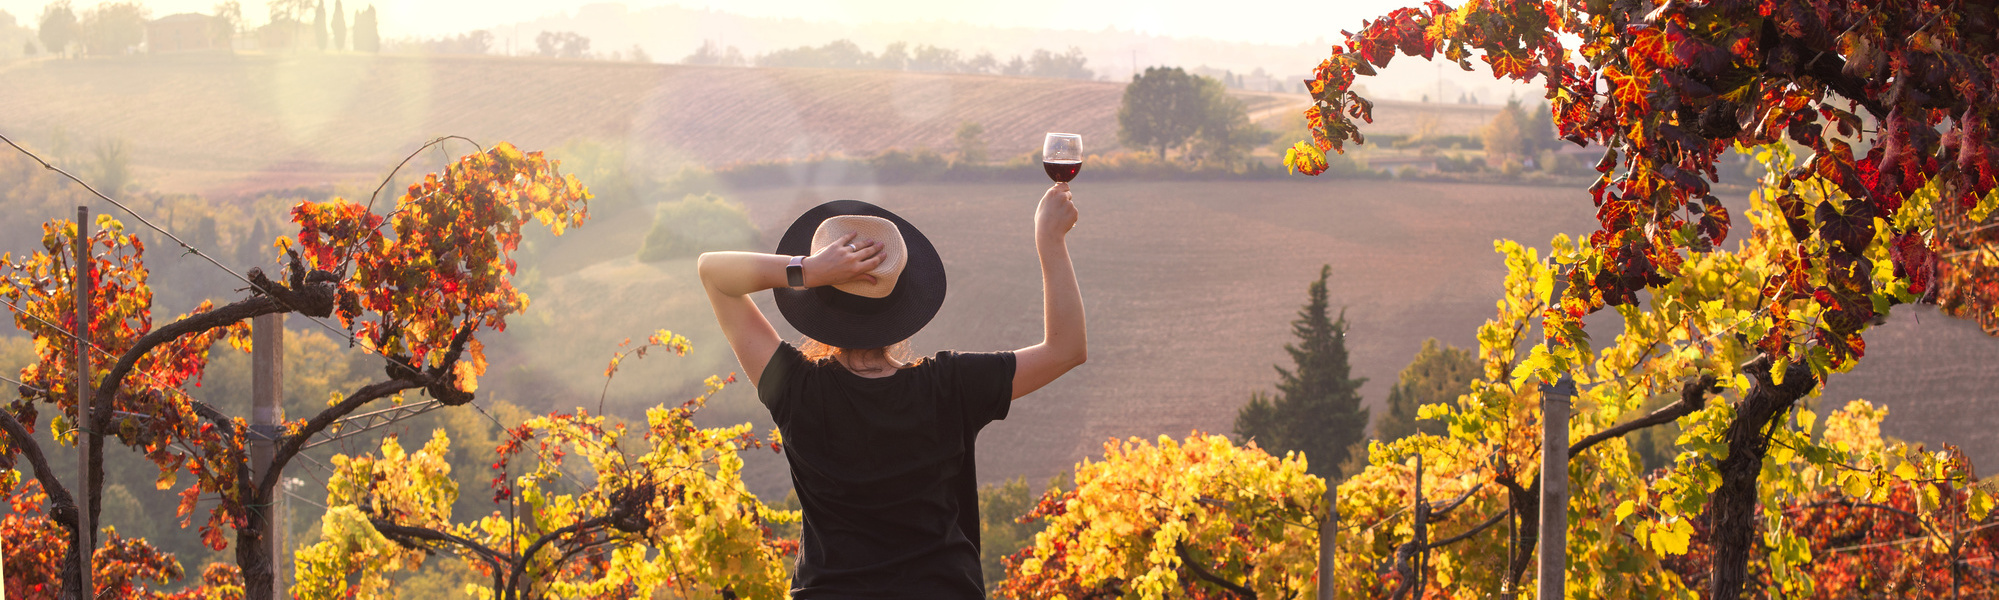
[785,256,807,289]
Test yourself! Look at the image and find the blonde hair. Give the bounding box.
[799,338,923,374]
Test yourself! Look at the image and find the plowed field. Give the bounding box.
[0,54,1131,197]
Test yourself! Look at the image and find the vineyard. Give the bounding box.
[499,178,1999,500]
[6,0,1999,593]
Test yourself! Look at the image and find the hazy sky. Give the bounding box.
[0,0,1416,46]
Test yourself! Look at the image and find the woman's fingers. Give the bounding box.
[845,239,882,261]
[821,232,860,257]
[825,237,889,286]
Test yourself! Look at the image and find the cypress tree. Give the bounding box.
[237,217,270,270]
[313,1,327,50]
[1233,264,1369,481]
[332,0,346,51]
[352,6,378,53]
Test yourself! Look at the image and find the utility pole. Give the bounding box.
[1436,60,1443,106]
[72,205,94,600]
[250,313,285,599]
[1538,374,1575,600]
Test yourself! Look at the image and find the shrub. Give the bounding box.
[869,147,950,184]
[550,139,653,214]
[637,193,758,262]
[1435,153,1484,173]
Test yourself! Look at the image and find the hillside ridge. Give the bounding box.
[1,53,1129,198]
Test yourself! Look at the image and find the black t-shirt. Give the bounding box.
[757,342,1017,600]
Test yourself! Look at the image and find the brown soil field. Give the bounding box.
[0,54,1137,197]
[1229,92,1501,138]
[493,178,1999,497]
[1364,99,1506,137]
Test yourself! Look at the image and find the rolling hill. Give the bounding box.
[0,53,1141,198]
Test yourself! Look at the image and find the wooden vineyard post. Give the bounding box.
[1412,452,1428,597]
[1538,374,1575,600]
[250,313,286,599]
[1319,482,1337,600]
[1536,259,1574,600]
[72,205,94,600]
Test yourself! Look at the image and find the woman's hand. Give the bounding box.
[1036,182,1078,240]
[802,232,885,287]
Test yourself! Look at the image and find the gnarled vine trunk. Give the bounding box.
[1708,357,1817,600]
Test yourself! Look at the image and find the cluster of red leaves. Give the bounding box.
[1661,449,1999,597]
[289,141,589,378]
[92,529,188,598]
[0,475,244,600]
[1,218,252,550]
[166,564,246,600]
[1296,0,1999,356]
[2,477,72,598]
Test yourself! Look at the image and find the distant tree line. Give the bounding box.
[381,29,648,62]
[685,38,1097,80]
[32,0,145,56]
[1188,64,1308,94]
[21,0,380,55]
[394,29,490,55]
[1,10,36,59]
[251,0,375,53]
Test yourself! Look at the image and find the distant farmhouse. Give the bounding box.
[148,13,224,53]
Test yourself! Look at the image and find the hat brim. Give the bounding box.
[773,200,945,349]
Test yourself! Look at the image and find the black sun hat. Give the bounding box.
[773,200,946,349]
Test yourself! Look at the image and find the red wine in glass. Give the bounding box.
[1043,133,1082,183]
[1044,160,1081,182]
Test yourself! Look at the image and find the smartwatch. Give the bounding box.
[786,256,807,290]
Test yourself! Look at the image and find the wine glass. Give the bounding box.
[1043,133,1082,183]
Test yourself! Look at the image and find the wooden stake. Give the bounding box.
[73,206,94,600]
[1319,481,1337,600]
[1413,452,1427,597]
[250,313,285,599]
[1538,375,1575,600]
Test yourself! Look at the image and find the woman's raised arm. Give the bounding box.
[698,234,882,386]
[1011,183,1087,399]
